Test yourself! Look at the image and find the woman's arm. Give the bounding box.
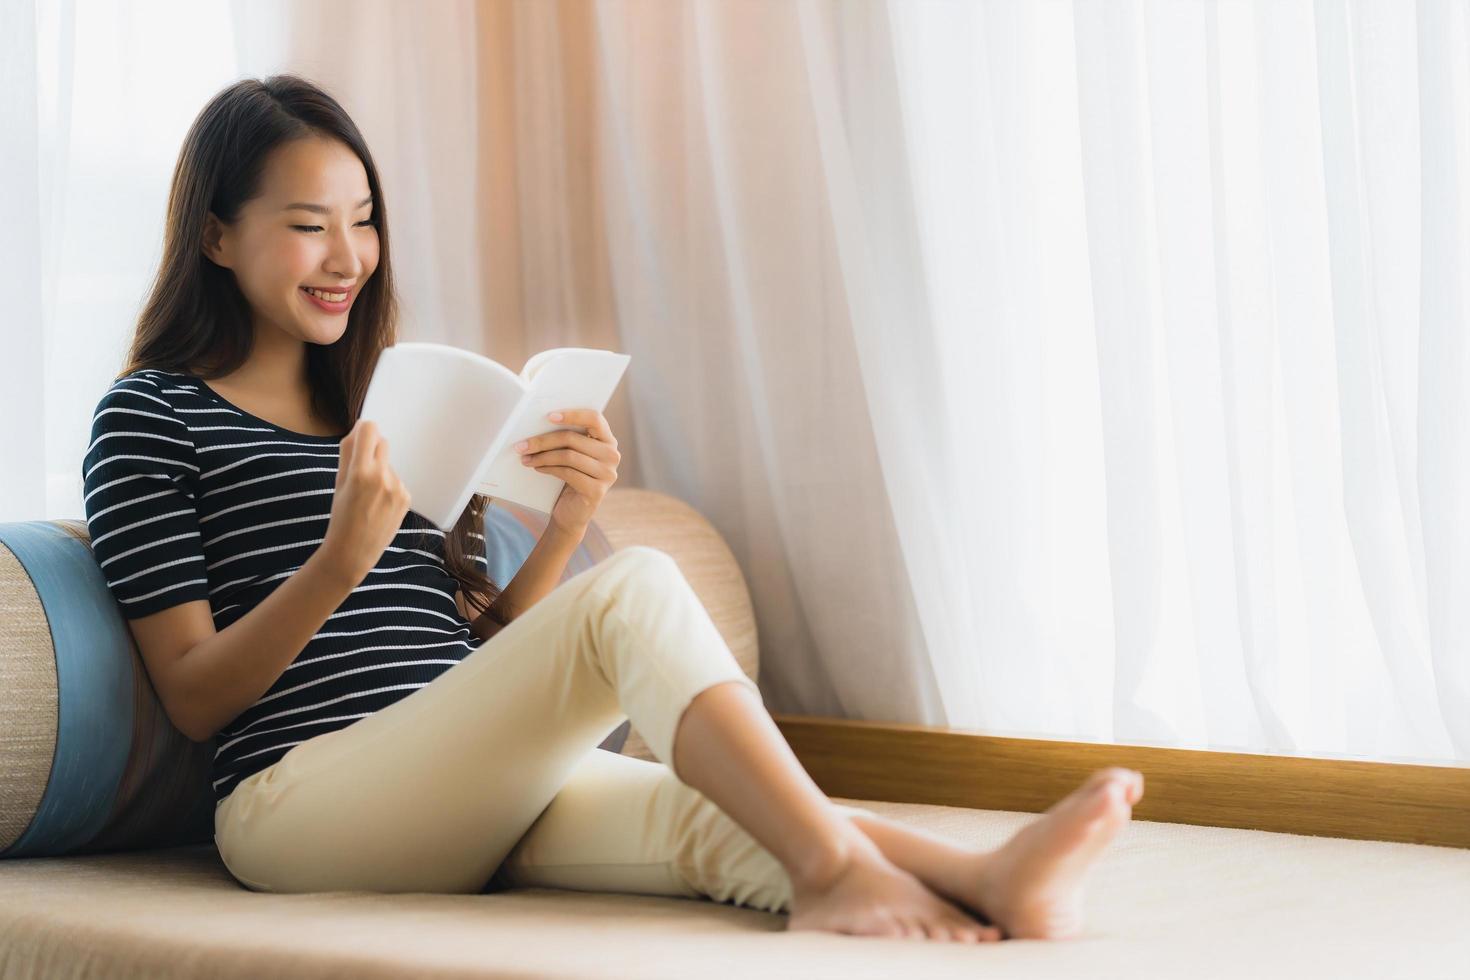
[131,550,361,742]
[465,522,586,642]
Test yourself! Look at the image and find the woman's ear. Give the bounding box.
[201,211,231,268]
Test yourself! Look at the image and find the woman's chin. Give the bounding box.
[295,303,352,340]
[294,317,349,346]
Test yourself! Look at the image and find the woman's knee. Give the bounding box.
[591,545,682,591]
[606,544,678,572]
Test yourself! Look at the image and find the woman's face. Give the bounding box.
[203,136,380,347]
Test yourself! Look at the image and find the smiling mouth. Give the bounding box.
[300,286,352,312]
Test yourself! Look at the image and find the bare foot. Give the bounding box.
[964,767,1144,940]
[788,830,1005,943]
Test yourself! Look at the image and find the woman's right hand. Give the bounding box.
[318,419,412,588]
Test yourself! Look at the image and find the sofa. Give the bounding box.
[3,486,1468,979]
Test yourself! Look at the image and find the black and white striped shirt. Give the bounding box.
[81,367,487,805]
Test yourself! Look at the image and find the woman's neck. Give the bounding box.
[194,327,341,437]
[227,325,310,393]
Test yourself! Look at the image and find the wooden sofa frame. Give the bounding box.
[773,715,1470,850]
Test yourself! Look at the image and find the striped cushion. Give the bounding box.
[0,503,615,859]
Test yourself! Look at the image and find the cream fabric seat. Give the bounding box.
[1,798,1467,979]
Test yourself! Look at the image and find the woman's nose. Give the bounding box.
[323,226,363,278]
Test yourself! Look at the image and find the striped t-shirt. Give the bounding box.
[81,367,488,805]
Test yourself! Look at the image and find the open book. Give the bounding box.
[359,342,632,529]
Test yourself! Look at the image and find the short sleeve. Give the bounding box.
[81,375,212,619]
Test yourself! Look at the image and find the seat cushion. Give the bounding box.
[0,798,1465,979]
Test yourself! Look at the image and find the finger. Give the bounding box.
[345,427,367,474]
[559,429,619,461]
[520,429,618,464]
[523,450,615,481]
[530,465,602,498]
[523,442,617,473]
[353,420,377,459]
[548,409,614,445]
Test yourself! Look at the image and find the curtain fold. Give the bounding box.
[592,0,949,721]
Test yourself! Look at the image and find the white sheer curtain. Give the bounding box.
[594,0,1468,765]
[5,0,259,519]
[870,0,1470,763]
[6,0,1466,767]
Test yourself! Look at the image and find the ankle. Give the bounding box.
[789,819,880,893]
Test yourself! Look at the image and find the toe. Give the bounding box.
[947,912,998,943]
[1092,780,1132,824]
[1074,779,1118,822]
[868,912,900,939]
[1075,768,1126,805]
[1104,767,1141,797]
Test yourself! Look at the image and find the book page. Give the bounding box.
[475,348,631,513]
[359,343,526,530]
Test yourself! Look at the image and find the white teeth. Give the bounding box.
[304,287,348,302]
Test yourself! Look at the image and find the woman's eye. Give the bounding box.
[292,220,377,232]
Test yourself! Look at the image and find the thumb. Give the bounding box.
[336,430,354,484]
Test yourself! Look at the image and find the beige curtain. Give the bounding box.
[473,1,637,485]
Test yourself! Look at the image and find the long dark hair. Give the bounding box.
[118,73,503,622]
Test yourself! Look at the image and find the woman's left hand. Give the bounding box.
[515,409,621,537]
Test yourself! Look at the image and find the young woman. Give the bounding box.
[81,74,1144,944]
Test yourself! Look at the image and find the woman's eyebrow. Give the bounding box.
[281,196,374,215]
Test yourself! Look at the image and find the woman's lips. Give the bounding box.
[300,286,351,313]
